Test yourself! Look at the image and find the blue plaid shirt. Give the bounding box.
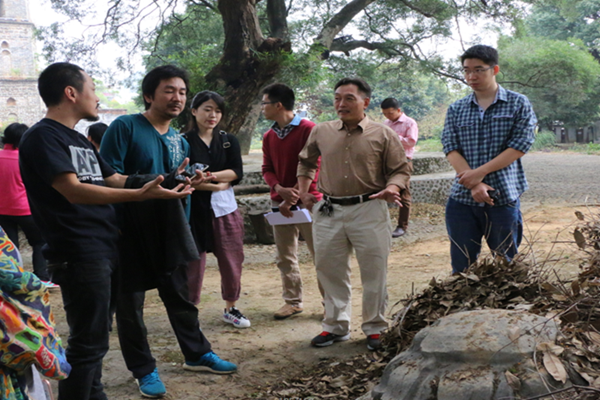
[441,85,536,207]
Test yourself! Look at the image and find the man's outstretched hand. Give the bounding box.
[139,175,194,200]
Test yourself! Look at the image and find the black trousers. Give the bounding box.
[0,214,49,280]
[51,258,115,400]
[116,264,212,379]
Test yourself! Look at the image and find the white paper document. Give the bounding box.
[264,209,312,225]
[211,186,238,218]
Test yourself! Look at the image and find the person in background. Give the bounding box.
[261,83,323,320]
[0,123,56,288]
[381,98,418,238]
[441,45,536,274]
[183,91,250,329]
[87,122,108,151]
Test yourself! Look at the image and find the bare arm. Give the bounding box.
[446,150,472,175]
[210,169,238,183]
[104,173,128,189]
[457,148,525,189]
[297,175,317,212]
[52,172,193,205]
[195,182,231,192]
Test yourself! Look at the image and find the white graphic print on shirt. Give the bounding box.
[69,145,104,182]
[165,134,185,172]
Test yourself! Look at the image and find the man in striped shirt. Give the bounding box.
[441,45,536,274]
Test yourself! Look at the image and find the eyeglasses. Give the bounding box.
[462,66,493,76]
[261,101,278,106]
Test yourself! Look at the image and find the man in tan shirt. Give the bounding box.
[297,77,410,351]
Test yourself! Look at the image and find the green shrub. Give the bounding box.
[531,132,556,151]
[585,143,600,154]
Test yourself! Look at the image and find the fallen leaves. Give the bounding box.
[265,209,600,400]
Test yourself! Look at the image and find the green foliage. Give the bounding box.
[416,138,443,152]
[524,0,600,61]
[571,142,600,155]
[499,35,600,128]
[531,131,556,151]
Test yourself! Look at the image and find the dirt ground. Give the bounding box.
[23,152,600,399]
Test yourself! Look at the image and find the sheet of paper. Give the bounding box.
[264,209,312,226]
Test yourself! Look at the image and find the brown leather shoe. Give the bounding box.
[392,226,406,238]
[274,304,303,320]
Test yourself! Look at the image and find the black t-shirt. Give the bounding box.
[19,118,119,262]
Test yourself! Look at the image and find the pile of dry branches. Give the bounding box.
[266,211,600,400]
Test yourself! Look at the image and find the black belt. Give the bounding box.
[324,193,374,206]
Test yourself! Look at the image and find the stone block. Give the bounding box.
[372,310,565,400]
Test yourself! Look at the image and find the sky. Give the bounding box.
[29,0,143,101]
[27,0,507,97]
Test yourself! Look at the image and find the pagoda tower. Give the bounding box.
[0,0,44,129]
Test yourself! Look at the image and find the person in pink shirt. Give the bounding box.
[381,98,419,238]
[0,123,55,286]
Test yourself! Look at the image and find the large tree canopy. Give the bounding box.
[498,35,600,129]
[524,0,600,61]
[38,0,532,152]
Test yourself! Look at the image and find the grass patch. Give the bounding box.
[416,138,443,152]
[571,142,600,155]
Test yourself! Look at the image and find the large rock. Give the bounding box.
[371,309,568,400]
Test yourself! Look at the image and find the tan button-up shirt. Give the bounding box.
[297,116,410,197]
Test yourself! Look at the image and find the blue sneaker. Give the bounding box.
[136,368,166,398]
[183,351,237,374]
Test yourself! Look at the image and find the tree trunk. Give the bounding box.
[205,0,290,154]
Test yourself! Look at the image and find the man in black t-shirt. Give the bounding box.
[19,62,197,400]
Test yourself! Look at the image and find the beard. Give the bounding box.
[84,114,100,122]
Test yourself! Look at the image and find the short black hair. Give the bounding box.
[460,45,499,66]
[87,122,108,145]
[38,62,86,107]
[2,123,28,148]
[262,83,295,111]
[141,65,190,110]
[184,91,226,134]
[381,98,400,109]
[334,77,372,98]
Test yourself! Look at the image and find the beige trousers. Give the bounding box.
[312,199,391,336]
[272,201,323,307]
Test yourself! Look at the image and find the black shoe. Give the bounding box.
[367,334,382,351]
[392,227,406,238]
[311,331,350,347]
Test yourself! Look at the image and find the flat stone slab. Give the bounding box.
[371,310,564,400]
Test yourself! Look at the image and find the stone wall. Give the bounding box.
[0,20,35,77]
[0,77,44,128]
[1,0,31,20]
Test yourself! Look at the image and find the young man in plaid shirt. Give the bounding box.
[441,45,536,274]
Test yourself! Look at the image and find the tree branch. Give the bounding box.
[314,0,376,49]
[188,0,218,12]
[267,0,289,39]
[330,39,401,57]
[397,0,436,18]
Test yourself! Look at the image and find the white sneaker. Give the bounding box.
[223,307,251,328]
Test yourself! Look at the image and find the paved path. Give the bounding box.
[521,152,600,204]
